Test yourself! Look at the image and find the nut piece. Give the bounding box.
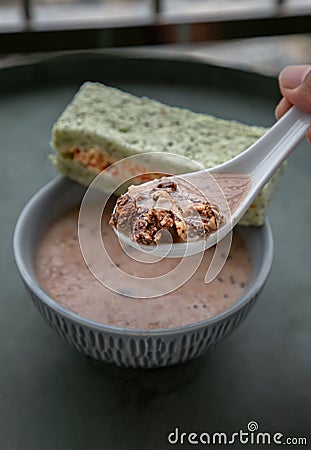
[156,181,177,191]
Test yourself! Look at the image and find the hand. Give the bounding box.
[275,65,311,143]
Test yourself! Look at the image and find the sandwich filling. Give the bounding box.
[63,148,112,173]
[61,147,169,184]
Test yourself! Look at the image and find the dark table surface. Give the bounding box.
[1,52,310,450]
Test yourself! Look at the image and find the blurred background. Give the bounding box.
[1,0,310,74]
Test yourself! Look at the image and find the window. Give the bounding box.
[1,1,310,53]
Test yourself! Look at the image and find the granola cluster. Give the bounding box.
[109,178,223,245]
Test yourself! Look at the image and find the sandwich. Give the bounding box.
[50,81,283,226]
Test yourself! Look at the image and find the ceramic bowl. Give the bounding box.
[14,177,273,368]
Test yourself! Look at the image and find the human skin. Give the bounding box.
[275,64,311,143]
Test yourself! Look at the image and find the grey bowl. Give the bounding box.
[14,177,274,369]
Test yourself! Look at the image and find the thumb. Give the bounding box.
[279,65,311,92]
[279,65,311,113]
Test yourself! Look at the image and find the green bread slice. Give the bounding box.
[51,81,283,226]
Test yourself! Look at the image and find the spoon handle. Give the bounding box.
[219,106,310,187]
[250,106,310,185]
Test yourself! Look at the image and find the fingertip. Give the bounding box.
[274,102,281,119]
[275,97,292,119]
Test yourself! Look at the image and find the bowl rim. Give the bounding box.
[13,176,274,337]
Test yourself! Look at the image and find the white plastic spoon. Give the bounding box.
[113,106,311,257]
